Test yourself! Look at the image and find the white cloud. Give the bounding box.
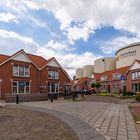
[36,40,102,78]
[0,28,101,78]
[99,36,140,54]
[0,29,39,55]
[13,0,140,44]
[0,12,18,23]
[1,0,140,44]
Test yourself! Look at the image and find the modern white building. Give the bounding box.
[116,42,140,68]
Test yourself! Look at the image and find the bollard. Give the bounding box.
[16,95,19,104]
[51,94,53,102]
[73,93,75,101]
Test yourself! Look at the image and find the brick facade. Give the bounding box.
[126,68,140,92]
[91,60,140,93]
[0,50,70,100]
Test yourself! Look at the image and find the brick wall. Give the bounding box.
[0,60,70,99]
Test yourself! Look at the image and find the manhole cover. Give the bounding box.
[0,115,13,122]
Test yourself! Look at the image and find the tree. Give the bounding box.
[95,82,101,88]
[91,82,101,93]
[91,82,96,88]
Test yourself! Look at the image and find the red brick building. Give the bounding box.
[126,60,140,93]
[71,77,90,91]
[0,49,70,100]
[91,66,130,93]
[91,60,140,93]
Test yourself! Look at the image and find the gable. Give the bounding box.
[12,52,31,63]
[91,74,95,79]
[47,60,59,67]
[131,62,140,70]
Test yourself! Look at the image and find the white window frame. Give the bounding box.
[112,73,121,80]
[12,81,30,94]
[48,70,59,79]
[100,76,107,81]
[132,72,140,80]
[48,82,59,93]
[13,65,30,77]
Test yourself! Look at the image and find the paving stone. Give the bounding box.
[21,101,139,140]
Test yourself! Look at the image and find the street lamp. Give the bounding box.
[120,75,126,96]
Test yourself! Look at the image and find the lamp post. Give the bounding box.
[0,79,2,99]
[120,75,126,96]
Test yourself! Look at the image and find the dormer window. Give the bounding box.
[100,76,107,81]
[112,73,121,80]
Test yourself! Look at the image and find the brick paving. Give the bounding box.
[22,101,140,140]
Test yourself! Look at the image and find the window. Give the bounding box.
[13,81,18,93]
[12,81,30,94]
[132,83,140,92]
[112,74,121,80]
[19,66,24,76]
[13,65,30,77]
[48,82,59,93]
[132,72,140,80]
[100,76,107,81]
[25,66,29,77]
[48,70,59,79]
[112,83,120,92]
[13,65,19,76]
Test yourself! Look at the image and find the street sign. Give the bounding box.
[120,75,126,81]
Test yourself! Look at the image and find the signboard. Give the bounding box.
[120,75,126,83]
[120,75,126,81]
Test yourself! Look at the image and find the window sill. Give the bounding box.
[132,78,140,81]
[13,75,30,78]
[12,93,30,94]
[48,78,59,80]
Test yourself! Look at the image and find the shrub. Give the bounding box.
[135,93,140,102]
[122,87,127,96]
[101,90,107,93]
[91,82,101,88]
[126,91,135,96]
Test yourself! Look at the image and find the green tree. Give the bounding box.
[91,82,96,88]
[91,82,101,93]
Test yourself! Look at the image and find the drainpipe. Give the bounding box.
[38,70,41,93]
[0,79,2,99]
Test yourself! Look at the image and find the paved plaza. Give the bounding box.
[20,100,139,140]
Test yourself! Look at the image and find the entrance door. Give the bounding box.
[108,85,110,93]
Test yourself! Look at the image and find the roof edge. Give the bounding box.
[115,42,140,55]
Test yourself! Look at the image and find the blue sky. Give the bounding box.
[0,0,140,77]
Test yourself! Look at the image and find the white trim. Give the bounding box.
[125,60,137,75]
[48,82,59,93]
[45,58,71,81]
[12,81,30,94]
[0,50,71,81]
[48,70,59,80]
[0,50,39,69]
[13,65,30,77]
[0,79,2,98]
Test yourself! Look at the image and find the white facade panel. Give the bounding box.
[12,53,31,63]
